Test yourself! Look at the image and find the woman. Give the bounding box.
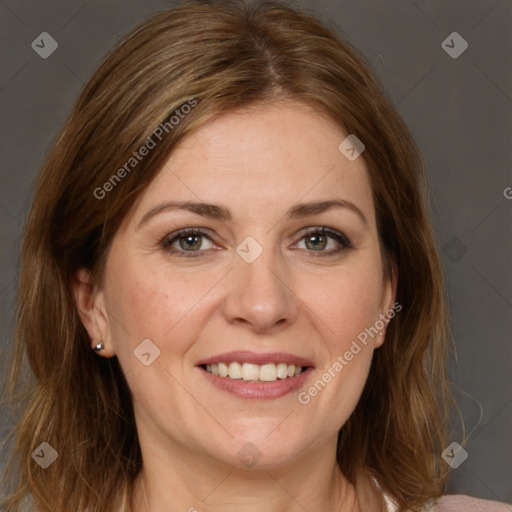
[1,1,510,511]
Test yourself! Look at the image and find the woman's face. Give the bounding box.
[77,101,396,470]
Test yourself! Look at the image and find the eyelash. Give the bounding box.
[161,227,352,258]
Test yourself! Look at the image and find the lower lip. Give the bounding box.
[198,366,314,400]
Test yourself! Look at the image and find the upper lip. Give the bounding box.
[196,351,314,367]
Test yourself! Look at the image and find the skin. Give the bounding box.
[73,100,397,512]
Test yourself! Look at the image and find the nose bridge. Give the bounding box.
[223,235,298,332]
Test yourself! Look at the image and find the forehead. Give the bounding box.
[129,101,376,227]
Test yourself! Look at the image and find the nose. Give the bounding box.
[221,246,299,334]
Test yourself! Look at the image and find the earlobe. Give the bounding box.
[71,268,115,357]
[375,333,385,349]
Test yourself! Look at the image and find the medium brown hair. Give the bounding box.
[1,1,453,510]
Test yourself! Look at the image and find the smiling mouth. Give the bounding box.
[201,362,307,382]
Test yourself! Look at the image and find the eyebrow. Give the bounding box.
[137,199,368,229]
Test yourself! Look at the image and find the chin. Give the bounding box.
[207,426,314,470]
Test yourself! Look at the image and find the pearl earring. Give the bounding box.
[94,342,104,351]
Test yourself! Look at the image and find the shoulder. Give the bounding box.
[435,495,512,512]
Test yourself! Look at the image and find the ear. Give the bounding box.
[71,268,115,357]
[375,259,398,349]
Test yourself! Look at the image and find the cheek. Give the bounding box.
[105,258,205,352]
[298,268,381,426]
[306,262,384,349]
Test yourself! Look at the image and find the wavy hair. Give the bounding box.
[1,1,453,510]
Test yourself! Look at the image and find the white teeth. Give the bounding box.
[228,362,242,379]
[218,362,229,377]
[276,363,288,379]
[242,363,260,381]
[205,362,305,381]
[260,363,277,381]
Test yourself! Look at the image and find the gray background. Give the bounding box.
[0,0,510,503]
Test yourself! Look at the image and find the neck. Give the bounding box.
[129,437,362,512]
